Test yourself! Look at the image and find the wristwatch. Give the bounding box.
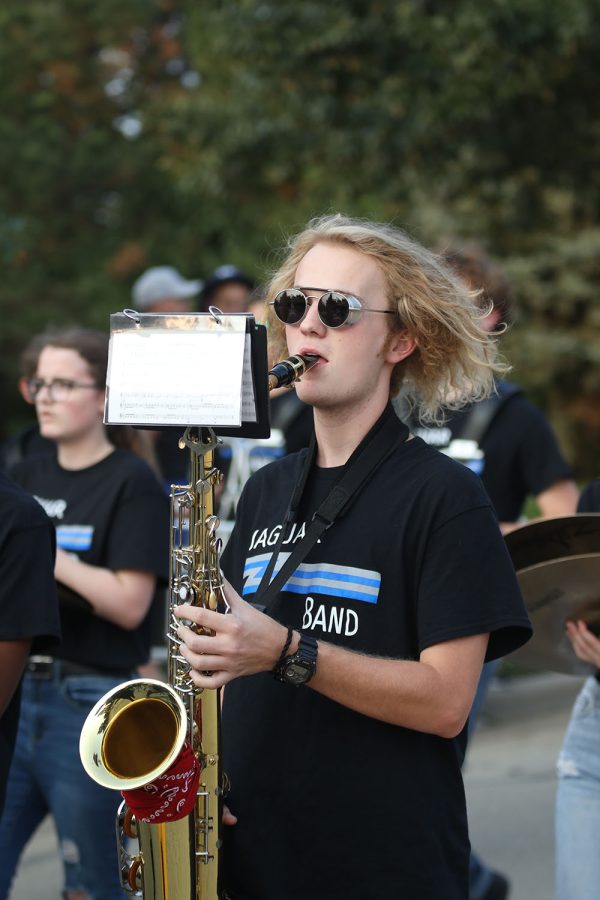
[274,633,318,685]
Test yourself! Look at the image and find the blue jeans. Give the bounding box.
[0,669,130,900]
[555,676,600,900]
[467,659,501,899]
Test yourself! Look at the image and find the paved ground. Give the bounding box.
[464,671,583,900]
[7,671,583,899]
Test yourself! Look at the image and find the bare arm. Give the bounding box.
[55,547,156,630]
[536,479,579,518]
[500,478,579,535]
[0,639,31,718]
[175,580,488,738]
[306,632,488,737]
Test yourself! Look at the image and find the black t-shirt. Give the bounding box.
[10,449,169,671]
[578,479,600,513]
[406,382,573,522]
[0,472,60,815]
[220,409,531,900]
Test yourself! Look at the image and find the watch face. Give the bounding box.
[285,661,311,684]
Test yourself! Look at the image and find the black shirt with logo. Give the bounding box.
[220,408,531,900]
[10,449,169,672]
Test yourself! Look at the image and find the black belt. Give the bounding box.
[26,655,132,681]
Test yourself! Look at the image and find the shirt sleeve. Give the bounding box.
[503,397,573,497]
[104,481,170,582]
[416,504,532,661]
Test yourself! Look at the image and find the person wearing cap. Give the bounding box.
[132,265,202,314]
[199,264,255,314]
[128,265,203,487]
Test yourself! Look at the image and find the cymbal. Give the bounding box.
[505,514,600,572]
[506,553,600,675]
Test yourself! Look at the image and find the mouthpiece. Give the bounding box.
[268,354,318,391]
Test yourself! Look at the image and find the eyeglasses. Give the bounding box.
[27,377,99,402]
[270,289,397,329]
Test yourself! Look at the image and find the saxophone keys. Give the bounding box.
[208,589,218,610]
[178,585,195,603]
[196,476,212,494]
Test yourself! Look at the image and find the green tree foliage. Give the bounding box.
[0,0,201,369]
[1,0,598,473]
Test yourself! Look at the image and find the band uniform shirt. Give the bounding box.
[0,471,60,816]
[406,381,573,522]
[10,449,169,673]
[221,411,532,900]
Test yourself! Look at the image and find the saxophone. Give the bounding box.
[79,353,317,900]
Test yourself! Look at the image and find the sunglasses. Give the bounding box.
[270,289,397,329]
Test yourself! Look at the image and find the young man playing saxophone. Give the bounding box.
[175,214,531,899]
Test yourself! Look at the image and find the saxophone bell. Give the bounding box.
[79,678,187,791]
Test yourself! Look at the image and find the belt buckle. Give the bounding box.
[27,655,54,679]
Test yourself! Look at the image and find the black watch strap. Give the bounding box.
[272,627,294,679]
[274,632,318,685]
[297,633,318,665]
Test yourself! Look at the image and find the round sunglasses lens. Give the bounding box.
[319,292,351,327]
[274,290,306,324]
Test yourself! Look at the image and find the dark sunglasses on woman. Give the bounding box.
[270,289,397,329]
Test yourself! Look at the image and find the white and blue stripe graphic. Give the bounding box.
[243,552,381,604]
[56,525,94,552]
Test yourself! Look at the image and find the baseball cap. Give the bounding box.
[132,266,203,310]
[200,264,254,305]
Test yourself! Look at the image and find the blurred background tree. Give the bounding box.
[1,0,598,474]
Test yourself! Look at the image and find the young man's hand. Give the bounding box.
[174,577,288,689]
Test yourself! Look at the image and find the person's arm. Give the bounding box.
[0,639,31,717]
[536,479,579,519]
[55,548,155,630]
[499,478,579,535]
[175,580,488,738]
[303,631,487,736]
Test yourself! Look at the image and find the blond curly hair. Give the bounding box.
[265,214,508,423]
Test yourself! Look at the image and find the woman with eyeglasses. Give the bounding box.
[174,214,532,900]
[0,328,169,900]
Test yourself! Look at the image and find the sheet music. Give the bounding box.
[106,315,250,427]
[241,334,257,423]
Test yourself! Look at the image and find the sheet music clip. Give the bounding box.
[122,309,142,325]
[208,306,224,325]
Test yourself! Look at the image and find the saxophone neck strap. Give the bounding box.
[255,405,408,612]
